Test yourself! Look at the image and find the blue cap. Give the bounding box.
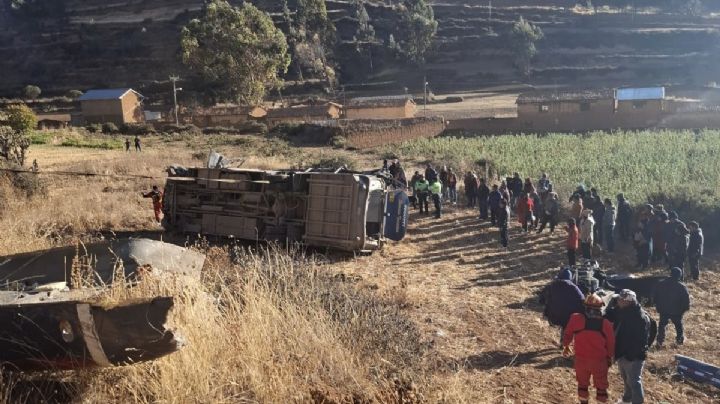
[558,268,573,280]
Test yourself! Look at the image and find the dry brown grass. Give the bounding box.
[2,137,719,403]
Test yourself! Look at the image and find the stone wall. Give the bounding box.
[337,117,446,149]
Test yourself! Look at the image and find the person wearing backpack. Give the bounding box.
[563,294,616,404]
[605,290,657,404]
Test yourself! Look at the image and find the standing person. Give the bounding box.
[523,177,536,195]
[142,185,164,222]
[602,199,616,253]
[134,135,142,152]
[478,178,490,220]
[571,195,584,223]
[654,267,690,347]
[393,160,407,188]
[414,175,430,214]
[409,171,423,209]
[498,199,510,247]
[429,179,443,219]
[563,294,616,404]
[579,210,595,259]
[489,184,502,226]
[652,212,669,264]
[447,168,458,205]
[516,192,534,232]
[541,268,585,344]
[388,160,398,178]
[616,194,633,242]
[634,216,652,270]
[424,164,438,184]
[537,172,551,194]
[566,218,580,265]
[464,172,478,208]
[439,165,449,201]
[687,221,704,281]
[530,190,542,230]
[590,189,605,247]
[499,180,511,204]
[125,138,131,152]
[668,224,689,272]
[604,290,657,404]
[509,173,522,209]
[538,192,560,233]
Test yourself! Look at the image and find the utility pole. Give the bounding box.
[424,77,428,112]
[169,75,182,125]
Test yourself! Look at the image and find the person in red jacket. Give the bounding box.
[566,218,579,265]
[142,185,164,222]
[563,294,615,404]
[516,192,534,232]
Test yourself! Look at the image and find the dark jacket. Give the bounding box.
[654,278,690,316]
[489,190,502,209]
[541,280,584,327]
[510,177,523,196]
[617,200,633,224]
[605,303,657,361]
[478,183,490,201]
[688,229,704,257]
[425,167,438,183]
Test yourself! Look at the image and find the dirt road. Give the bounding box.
[341,205,719,402]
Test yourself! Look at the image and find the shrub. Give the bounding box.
[330,135,348,149]
[120,123,156,135]
[202,126,240,135]
[22,85,41,100]
[313,156,358,171]
[86,123,102,133]
[162,124,201,135]
[0,161,45,198]
[67,89,83,99]
[101,122,119,134]
[29,131,52,145]
[4,104,37,134]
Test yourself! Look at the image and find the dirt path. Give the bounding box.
[341,205,720,402]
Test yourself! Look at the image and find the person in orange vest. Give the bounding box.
[142,185,164,222]
[563,294,616,404]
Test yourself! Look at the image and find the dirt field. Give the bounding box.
[3,136,719,402]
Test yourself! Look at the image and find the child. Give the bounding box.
[687,221,704,280]
[566,218,579,266]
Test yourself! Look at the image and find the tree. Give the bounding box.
[397,0,438,64]
[296,0,335,47]
[0,126,30,166]
[5,104,37,134]
[354,0,376,71]
[509,17,544,77]
[181,0,290,104]
[287,0,337,89]
[22,85,41,100]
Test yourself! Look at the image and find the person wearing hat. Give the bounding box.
[605,290,657,404]
[653,267,690,347]
[541,268,585,344]
[579,209,595,259]
[616,194,633,242]
[563,294,616,404]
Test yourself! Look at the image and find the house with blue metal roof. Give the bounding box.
[79,88,145,125]
[614,87,666,124]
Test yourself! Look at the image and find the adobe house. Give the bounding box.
[614,87,665,128]
[79,88,144,125]
[345,96,416,119]
[265,102,342,127]
[516,89,615,131]
[194,105,268,128]
[36,113,71,130]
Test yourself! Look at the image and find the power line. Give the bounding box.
[0,168,164,180]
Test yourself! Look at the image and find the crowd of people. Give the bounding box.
[384,159,707,404]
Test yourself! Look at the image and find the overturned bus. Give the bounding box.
[162,168,409,252]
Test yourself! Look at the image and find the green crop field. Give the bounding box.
[384,130,720,241]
